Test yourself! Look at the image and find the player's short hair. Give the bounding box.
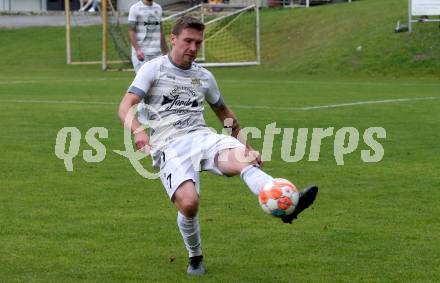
[171,16,205,36]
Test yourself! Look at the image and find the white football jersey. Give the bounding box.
[128,1,163,55]
[127,55,224,161]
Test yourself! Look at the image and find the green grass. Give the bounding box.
[1,0,440,281]
[259,0,440,77]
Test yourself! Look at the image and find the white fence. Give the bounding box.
[1,0,352,12]
[0,0,182,12]
[1,0,46,11]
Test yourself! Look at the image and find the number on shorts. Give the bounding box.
[166,173,172,190]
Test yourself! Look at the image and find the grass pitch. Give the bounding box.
[1,1,440,282]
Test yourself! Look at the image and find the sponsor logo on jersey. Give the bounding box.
[144,20,160,26]
[162,86,199,111]
[172,117,200,129]
[143,15,160,41]
[169,86,197,97]
[191,78,201,86]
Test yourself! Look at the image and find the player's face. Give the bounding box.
[170,28,203,68]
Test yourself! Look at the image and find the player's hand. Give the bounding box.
[134,131,151,155]
[245,144,263,167]
[136,50,145,61]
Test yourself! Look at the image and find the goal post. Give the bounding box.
[65,0,260,70]
[102,0,108,70]
[65,0,129,69]
[65,0,71,65]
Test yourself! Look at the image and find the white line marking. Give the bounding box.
[0,99,117,105]
[0,78,130,85]
[297,97,439,111]
[1,77,440,88]
[231,97,439,111]
[0,97,438,111]
[223,79,440,88]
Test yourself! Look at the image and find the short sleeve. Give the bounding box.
[128,5,137,23]
[158,5,163,19]
[127,60,157,99]
[205,71,223,106]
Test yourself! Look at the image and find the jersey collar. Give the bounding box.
[168,54,192,70]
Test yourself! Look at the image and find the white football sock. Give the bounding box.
[240,165,274,196]
[177,211,202,257]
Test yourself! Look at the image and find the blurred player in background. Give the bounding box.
[128,0,168,72]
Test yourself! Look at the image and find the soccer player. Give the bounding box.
[128,0,168,72]
[118,16,318,276]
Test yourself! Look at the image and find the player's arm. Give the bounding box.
[206,71,262,165]
[160,23,169,54]
[210,100,241,142]
[119,60,156,152]
[118,93,150,152]
[210,101,262,166]
[128,11,144,61]
[206,72,244,143]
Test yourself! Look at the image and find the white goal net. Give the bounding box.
[162,2,260,67]
[65,0,260,70]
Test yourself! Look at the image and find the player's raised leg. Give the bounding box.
[215,147,318,223]
[215,147,273,196]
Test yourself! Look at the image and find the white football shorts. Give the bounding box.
[157,130,244,199]
[131,52,161,73]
